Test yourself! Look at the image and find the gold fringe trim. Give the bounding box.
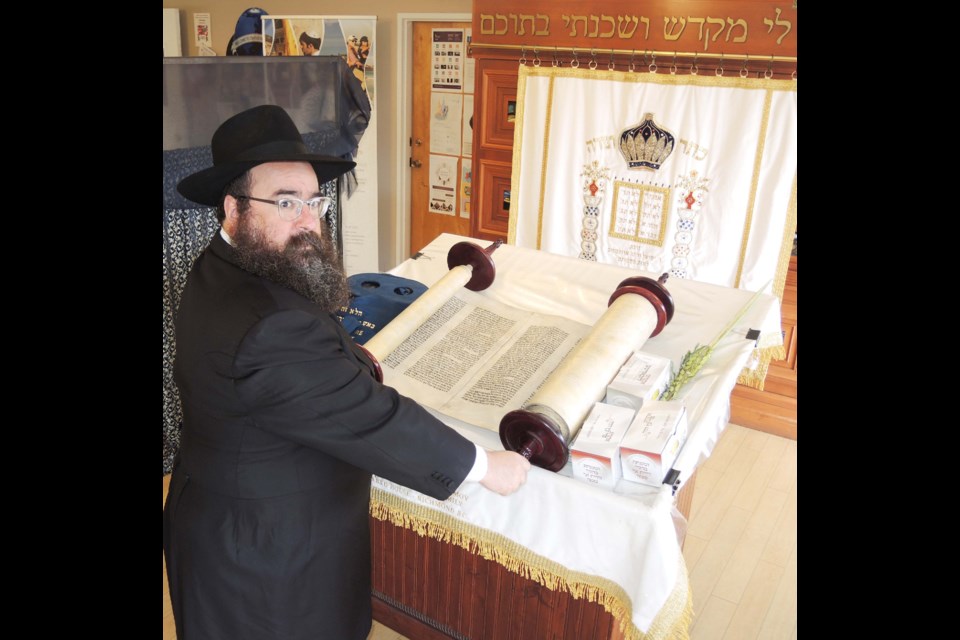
[736,343,787,390]
[645,552,694,640]
[772,173,798,301]
[508,66,529,245]
[536,74,556,250]
[734,89,773,289]
[370,488,692,639]
[757,332,786,353]
[738,360,770,390]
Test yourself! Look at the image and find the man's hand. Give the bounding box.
[480,451,532,496]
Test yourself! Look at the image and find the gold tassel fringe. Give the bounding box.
[370,488,693,639]
[645,553,694,640]
[737,342,787,390]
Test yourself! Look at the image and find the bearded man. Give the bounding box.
[163,105,530,640]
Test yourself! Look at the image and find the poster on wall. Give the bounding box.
[460,159,471,218]
[194,13,212,47]
[429,92,462,156]
[263,16,324,56]
[431,29,464,92]
[429,154,458,215]
[261,15,379,275]
[461,94,473,157]
[463,28,474,93]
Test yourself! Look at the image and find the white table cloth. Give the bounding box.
[369,233,783,638]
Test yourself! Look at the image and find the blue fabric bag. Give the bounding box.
[337,273,428,345]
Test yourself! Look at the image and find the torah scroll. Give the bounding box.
[361,240,501,380]
[500,275,674,470]
[362,240,674,472]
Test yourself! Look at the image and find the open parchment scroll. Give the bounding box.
[370,287,591,433]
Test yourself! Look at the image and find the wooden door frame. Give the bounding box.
[395,13,471,264]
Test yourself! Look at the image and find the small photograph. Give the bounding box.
[262,16,376,107]
[338,19,374,97]
[263,17,327,56]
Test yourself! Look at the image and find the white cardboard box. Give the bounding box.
[620,401,688,487]
[569,402,636,489]
[162,9,182,57]
[605,351,673,412]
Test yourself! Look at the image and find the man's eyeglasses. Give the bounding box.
[238,195,333,221]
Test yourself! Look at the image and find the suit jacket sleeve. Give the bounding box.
[231,308,477,500]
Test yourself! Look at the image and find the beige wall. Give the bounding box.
[163,0,472,269]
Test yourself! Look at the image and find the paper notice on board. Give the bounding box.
[461,94,473,158]
[429,154,458,216]
[460,159,471,219]
[194,13,212,47]
[432,29,464,92]
[463,29,475,93]
[429,92,462,156]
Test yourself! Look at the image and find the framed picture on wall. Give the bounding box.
[262,15,374,102]
[263,16,326,56]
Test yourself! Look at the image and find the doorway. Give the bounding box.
[397,14,472,259]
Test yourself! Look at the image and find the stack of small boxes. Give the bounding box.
[619,401,688,486]
[604,351,674,411]
[570,351,688,489]
[569,403,635,489]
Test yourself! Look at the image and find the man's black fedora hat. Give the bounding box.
[177,104,356,206]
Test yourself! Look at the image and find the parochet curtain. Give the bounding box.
[509,65,796,299]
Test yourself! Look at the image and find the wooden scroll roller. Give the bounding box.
[499,274,675,472]
[357,239,503,383]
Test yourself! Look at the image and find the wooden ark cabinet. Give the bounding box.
[466,0,797,439]
[471,58,519,241]
[730,255,797,439]
[468,51,798,437]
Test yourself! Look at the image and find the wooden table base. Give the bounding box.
[370,471,697,639]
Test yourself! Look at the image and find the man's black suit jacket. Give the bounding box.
[163,232,477,640]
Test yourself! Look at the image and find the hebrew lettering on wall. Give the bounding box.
[476,3,794,53]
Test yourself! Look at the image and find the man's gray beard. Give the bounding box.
[232,221,349,313]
